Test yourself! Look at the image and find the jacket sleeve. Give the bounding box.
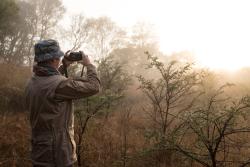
[54,64,101,100]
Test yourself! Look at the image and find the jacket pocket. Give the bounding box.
[31,135,54,164]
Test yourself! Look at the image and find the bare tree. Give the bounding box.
[25,0,65,65]
[27,0,65,40]
[62,14,91,51]
[86,17,126,59]
[130,21,158,49]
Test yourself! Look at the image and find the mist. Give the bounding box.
[1,0,250,167]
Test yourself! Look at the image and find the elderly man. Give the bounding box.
[25,39,100,167]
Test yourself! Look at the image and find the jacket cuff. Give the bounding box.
[58,65,66,75]
[86,64,96,69]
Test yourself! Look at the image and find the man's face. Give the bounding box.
[51,58,61,69]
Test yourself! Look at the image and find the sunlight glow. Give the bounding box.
[63,0,250,71]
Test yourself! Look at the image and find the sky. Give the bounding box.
[62,0,250,71]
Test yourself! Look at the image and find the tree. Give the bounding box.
[74,55,132,166]
[27,0,65,40]
[0,0,19,63]
[0,0,65,65]
[109,22,161,78]
[62,14,91,51]
[4,1,37,65]
[137,52,202,166]
[24,0,65,65]
[130,21,158,49]
[0,0,19,38]
[86,17,126,59]
[168,81,250,167]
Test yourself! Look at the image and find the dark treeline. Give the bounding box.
[1,0,250,167]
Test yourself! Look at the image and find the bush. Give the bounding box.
[0,64,31,113]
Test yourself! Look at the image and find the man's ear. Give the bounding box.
[52,58,60,63]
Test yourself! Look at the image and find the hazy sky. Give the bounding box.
[62,0,250,70]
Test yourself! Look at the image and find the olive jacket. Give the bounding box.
[25,64,100,167]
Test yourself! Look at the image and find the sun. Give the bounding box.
[159,38,250,72]
[195,47,250,71]
[158,23,250,72]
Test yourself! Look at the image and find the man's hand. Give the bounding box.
[79,51,91,66]
[62,50,73,67]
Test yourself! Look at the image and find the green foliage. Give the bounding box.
[136,52,203,166]
[0,0,65,65]
[75,54,132,119]
[2,1,250,166]
[136,52,250,167]
[73,55,132,166]
[169,84,250,167]
[138,52,201,137]
[98,54,132,95]
[0,0,19,36]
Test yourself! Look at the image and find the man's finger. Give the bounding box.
[65,50,71,56]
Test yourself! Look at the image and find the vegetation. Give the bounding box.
[1,0,250,167]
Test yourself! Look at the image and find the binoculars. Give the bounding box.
[64,51,86,61]
[62,51,87,78]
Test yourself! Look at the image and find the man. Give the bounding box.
[25,39,100,167]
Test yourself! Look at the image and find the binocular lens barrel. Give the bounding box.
[66,52,83,61]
